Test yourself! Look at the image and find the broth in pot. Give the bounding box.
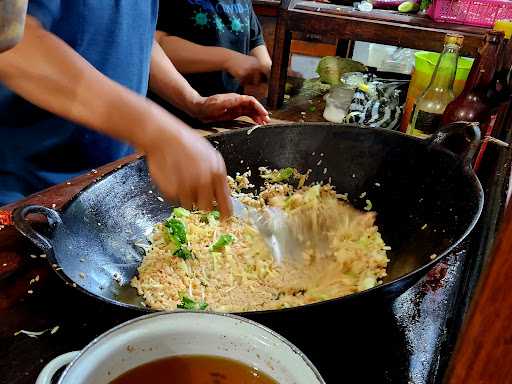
[110,355,278,384]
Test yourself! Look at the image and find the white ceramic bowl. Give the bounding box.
[36,311,325,384]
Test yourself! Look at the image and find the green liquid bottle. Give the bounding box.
[407,33,464,138]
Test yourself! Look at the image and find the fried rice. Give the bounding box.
[131,169,389,312]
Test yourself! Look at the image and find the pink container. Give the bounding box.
[428,0,512,27]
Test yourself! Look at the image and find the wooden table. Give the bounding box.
[268,0,489,108]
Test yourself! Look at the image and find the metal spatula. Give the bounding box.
[231,196,302,264]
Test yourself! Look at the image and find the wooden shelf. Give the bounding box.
[291,2,486,56]
[268,0,489,108]
[253,0,281,16]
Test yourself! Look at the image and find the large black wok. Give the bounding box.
[14,123,483,318]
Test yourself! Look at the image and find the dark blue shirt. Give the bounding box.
[157,0,264,97]
[0,0,158,205]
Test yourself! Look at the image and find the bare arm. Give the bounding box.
[155,32,269,88]
[149,38,205,116]
[151,34,270,124]
[0,17,174,148]
[155,32,236,74]
[250,45,272,76]
[0,16,232,215]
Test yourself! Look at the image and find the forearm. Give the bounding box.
[156,33,237,74]
[0,17,184,150]
[250,45,272,72]
[149,39,206,116]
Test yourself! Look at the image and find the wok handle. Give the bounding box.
[12,205,62,255]
[428,122,481,166]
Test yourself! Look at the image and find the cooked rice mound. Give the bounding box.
[131,169,390,312]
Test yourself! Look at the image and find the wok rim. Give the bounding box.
[41,123,485,315]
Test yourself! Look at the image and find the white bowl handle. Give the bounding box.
[36,351,79,384]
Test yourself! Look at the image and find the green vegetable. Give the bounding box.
[419,0,432,11]
[303,184,321,202]
[300,78,331,98]
[209,210,220,220]
[172,207,190,218]
[164,217,192,259]
[165,218,187,245]
[261,167,295,183]
[398,1,419,12]
[211,234,235,251]
[316,57,367,86]
[201,210,220,224]
[276,168,294,182]
[308,105,317,113]
[283,196,293,209]
[177,295,208,310]
[173,245,193,260]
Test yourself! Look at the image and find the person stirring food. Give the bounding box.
[0,0,270,215]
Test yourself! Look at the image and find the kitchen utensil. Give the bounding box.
[13,123,483,316]
[35,311,325,384]
[230,196,302,264]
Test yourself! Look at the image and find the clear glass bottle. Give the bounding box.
[407,33,464,138]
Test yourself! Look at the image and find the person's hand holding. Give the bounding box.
[224,52,268,86]
[142,117,231,216]
[192,93,270,124]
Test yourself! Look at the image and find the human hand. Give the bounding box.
[224,52,268,86]
[192,93,270,125]
[144,120,232,216]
